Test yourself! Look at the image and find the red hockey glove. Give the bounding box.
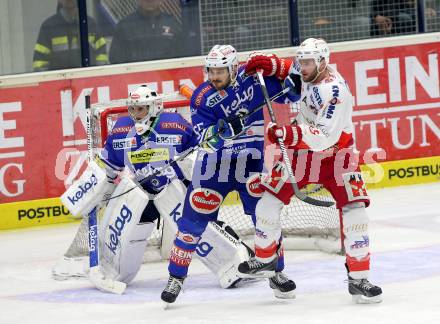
[266,122,301,147]
[245,52,292,80]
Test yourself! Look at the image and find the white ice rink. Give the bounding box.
[1,182,439,324]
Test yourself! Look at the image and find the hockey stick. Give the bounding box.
[85,94,127,294]
[256,71,334,207]
[103,86,292,202]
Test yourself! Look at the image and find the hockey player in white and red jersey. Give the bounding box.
[238,38,383,303]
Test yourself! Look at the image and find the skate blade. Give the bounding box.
[237,270,276,279]
[52,273,87,281]
[162,301,171,310]
[273,289,296,299]
[352,294,382,304]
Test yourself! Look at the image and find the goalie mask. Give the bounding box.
[205,44,239,85]
[127,85,164,135]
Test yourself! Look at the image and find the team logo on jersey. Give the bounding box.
[128,148,169,164]
[343,172,369,202]
[189,188,223,214]
[246,173,264,198]
[155,135,182,145]
[219,86,254,117]
[207,90,228,107]
[112,137,136,150]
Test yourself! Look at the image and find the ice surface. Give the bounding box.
[1,183,439,324]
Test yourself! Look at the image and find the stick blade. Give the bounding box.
[89,267,127,294]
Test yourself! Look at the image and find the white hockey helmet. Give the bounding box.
[127,85,164,135]
[295,38,330,67]
[204,44,239,83]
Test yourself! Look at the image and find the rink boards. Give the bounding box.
[1,155,438,230]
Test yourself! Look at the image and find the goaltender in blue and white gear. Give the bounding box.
[55,85,254,289]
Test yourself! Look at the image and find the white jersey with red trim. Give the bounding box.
[291,65,354,152]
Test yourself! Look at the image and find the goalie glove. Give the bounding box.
[267,122,302,148]
[245,52,292,80]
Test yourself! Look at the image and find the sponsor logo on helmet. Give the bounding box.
[130,93,140,100]
[128,148,169,163]
[207,90,228,107]
[189,188,223,214]
[246,174,264,198]
[220,47,235,56]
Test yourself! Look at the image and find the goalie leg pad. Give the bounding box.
[98,177,152,284]
[195,221,253,289]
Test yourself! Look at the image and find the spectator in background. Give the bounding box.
[370,0,417,36]
[33,0,108,72]
[109,0,184,64]
[180,0,201,56]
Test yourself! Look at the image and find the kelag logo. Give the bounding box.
[105,204,133,255]
[67,174,98,205]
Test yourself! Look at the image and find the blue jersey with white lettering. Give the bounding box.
[190,66,286,158]
[100,112,198,193]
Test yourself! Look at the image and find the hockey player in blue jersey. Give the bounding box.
[161,45,302,304]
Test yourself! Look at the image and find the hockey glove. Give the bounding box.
[217,116,245,140]
[267,122,301,147]
[245,52,292,80]
[284,73,302,100]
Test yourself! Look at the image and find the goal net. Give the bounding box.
[64,94,341,263]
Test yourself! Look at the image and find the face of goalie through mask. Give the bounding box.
[127,85,164,135]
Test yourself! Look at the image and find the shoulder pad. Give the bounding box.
[109,116,133,136]
[191,82,214,109]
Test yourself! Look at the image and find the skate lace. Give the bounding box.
[165,277,183,294]
[272,272,289,284]
[248,258,265,270]
[347,278,375,291]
